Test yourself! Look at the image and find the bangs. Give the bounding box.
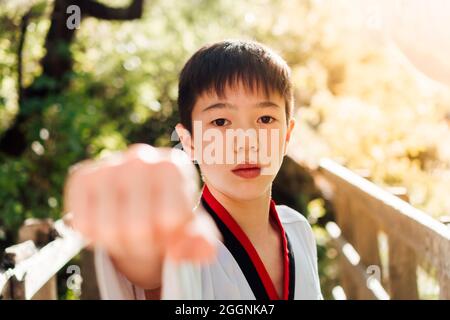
[198,42,291,99]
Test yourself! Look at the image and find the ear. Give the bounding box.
[175,123,195,161]
[283,118,296,155]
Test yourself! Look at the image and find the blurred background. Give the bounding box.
[0,0,449,300]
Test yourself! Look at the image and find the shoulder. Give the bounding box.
[275,207,322,299]
[276,204,317,254]
[276,204,309,225]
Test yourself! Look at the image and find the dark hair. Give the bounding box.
[177,39,294,133]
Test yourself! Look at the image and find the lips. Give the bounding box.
[231,163,261,179]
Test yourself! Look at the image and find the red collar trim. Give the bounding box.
[202,184,290,300]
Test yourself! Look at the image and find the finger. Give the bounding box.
[65,167,97,240]
[94,166,127,257]
[122,159,157,258]
[152,161,194,236]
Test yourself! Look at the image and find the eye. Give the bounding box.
[258,115,275,124]
[211,118,230,127]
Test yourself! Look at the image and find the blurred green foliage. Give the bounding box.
[1,0,449,299]
[0,0,258,237]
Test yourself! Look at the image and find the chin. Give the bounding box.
[215,176,273,202]
[231,189,269,201]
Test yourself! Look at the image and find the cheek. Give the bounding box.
[194,132,228,166]
[199,163,234,189]
[258,127,286,175]
[281,128,288,151]
[259,127,286,155]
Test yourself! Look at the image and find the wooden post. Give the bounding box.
[80,249,100,300]
[387,189,419,299]
[351,194,382,299]
[0,274,26,300]
[333,181,359,299]
[2,278,12,299]
[438,271,450,300]
[18,218,57,247]
[18,218,58,300]
[31,277,58,300]
[9,275,26,299]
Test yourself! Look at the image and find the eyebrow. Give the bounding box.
[202,101,281,112]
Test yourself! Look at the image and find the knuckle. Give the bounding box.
[154,160,179,173]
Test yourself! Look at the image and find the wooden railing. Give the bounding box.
[1,157,449,300]
[316,158,450,300]
[0,218,86,299]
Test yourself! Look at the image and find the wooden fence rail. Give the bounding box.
[0,218,86,299]
[1,157,449,299]
[316,158,450,300]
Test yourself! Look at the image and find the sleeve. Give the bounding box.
[94,245,146,300]
[160,258,203,299]
[94,245,204,300]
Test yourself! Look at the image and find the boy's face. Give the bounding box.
[177,81,295,201]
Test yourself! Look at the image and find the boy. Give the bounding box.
[64,39,323,300]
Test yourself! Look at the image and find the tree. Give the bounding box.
[0,0,145,156]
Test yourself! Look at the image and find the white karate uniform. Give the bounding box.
[94,187,323,300]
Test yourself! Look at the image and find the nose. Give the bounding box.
[235,140,258,153]
[233,128,259,158]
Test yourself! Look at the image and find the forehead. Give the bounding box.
[193,81,284,111]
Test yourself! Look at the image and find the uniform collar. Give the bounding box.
[200,184,294,300]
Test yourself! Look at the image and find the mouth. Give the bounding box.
[231,163,262,179]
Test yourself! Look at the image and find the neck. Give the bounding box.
[205,184,273,242]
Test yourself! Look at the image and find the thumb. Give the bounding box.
[165,213,221,263]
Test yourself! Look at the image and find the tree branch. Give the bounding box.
[17,10,32,107]
[0,0,146,157]
[80,0,144,20]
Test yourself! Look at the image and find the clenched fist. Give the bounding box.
[63,144,219,289]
